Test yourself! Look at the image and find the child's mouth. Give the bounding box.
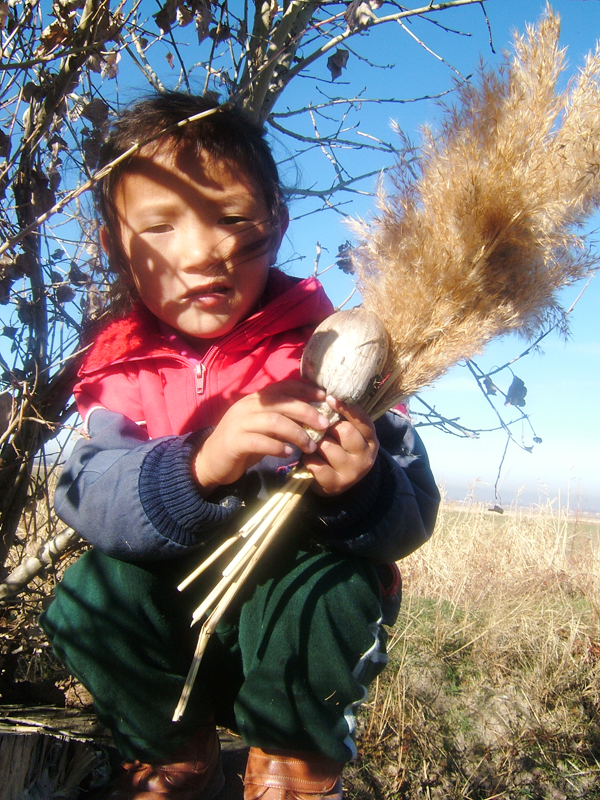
[184,284,231,305]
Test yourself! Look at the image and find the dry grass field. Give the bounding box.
[346,501,600,799]
[3,497,600,798]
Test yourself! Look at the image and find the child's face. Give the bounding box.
[108,143,283,341]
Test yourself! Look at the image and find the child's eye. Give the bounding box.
[143,223,173,234]
[219,215,250,225]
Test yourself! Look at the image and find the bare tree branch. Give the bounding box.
[0,528,80,601]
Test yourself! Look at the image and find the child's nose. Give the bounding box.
[180,220,223,272]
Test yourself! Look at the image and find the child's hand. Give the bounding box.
[193,380,331,495]
[303,396,379,496]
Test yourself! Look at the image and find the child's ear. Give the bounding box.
[269,207,289,265]
[99,226,111,256]
[278,206,290,241]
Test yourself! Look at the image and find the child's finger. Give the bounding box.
[242,412,320,455]
[238,431,309,461]
[248,399,331,439]
[318,427,370,462]
[249,382,331,431]
[324,396,377,442]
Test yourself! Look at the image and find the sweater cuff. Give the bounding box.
[138,431,242,547]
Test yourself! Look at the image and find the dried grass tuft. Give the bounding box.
[352,501,600,799]
[354,8,599,414]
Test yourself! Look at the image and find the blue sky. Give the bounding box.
[277,0,600,513]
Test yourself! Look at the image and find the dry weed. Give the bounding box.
[0,466,88,706]
[351,502,600,799]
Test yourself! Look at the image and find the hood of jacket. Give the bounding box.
[75,269,334,437]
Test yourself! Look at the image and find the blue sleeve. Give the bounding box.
[54,409,243,561]
[303,410,440,562]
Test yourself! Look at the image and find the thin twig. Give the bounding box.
[0,107,221,257]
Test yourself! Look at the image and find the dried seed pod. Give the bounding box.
[301,307,389,441]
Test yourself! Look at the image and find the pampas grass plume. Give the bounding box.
[354,6,599,416]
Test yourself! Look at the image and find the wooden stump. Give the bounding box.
[0,707,116,799]
[0,706,248,799]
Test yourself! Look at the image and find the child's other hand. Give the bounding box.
[304,396,379,496]
[193,380,330,495]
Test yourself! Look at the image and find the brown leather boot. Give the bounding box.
[244,747,343,800]
[102,723,224,800]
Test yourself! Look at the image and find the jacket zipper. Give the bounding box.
[193,342,221,405]
[195,346,220,425]
[194,362,206,394]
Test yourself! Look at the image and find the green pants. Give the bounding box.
[40,546,387,764]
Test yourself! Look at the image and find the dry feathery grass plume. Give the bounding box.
[355,6,600,416]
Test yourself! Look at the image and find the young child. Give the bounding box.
[41,92,440,800]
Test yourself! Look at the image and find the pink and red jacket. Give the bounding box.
[74,269,333,436]
[55,270,439,573]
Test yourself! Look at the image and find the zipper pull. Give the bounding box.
[194,362,206,394]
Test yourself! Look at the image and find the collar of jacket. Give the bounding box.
[79,269,333,377]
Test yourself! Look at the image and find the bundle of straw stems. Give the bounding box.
[173,7,600,721]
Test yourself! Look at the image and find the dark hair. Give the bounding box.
[95,92,286,309]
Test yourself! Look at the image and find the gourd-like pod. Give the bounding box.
[301,307,389,441]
